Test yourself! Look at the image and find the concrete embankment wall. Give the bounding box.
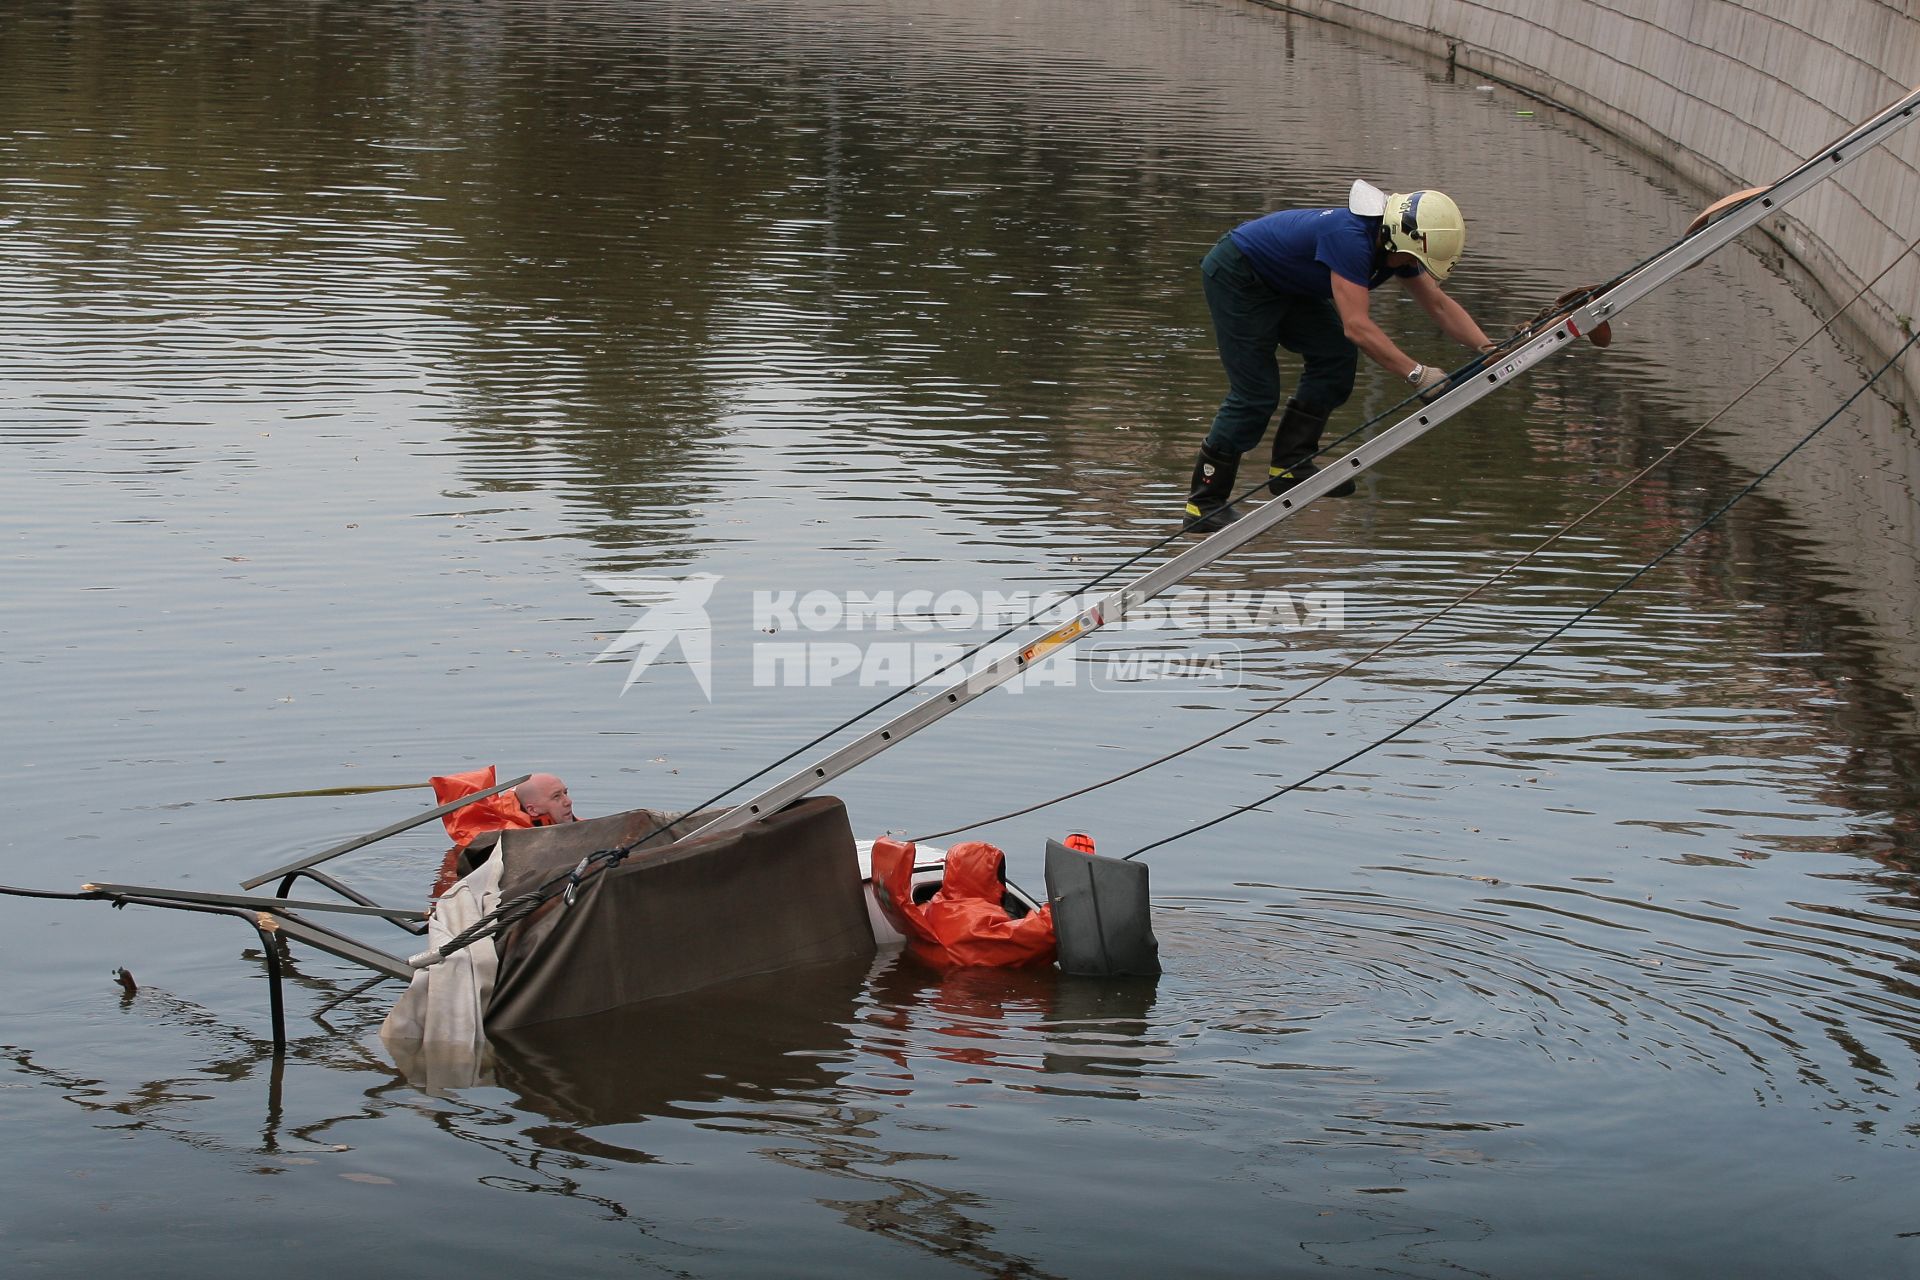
[1250,0,1920,388]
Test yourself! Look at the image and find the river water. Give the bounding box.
[3,0,1919,1275]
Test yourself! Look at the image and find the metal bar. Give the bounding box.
[273,868,429,935]
[273,867,385,905]
[259,914,413,981]
[86,882,425,921]
[257,915,287,1054]
[218,781,429,802]
[239,773,530,889]
[312,972,399,1017]
[688,83,1920,841]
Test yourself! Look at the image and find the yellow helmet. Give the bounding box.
[1381,190,1465,280]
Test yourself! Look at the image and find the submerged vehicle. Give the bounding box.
[383,790,1156,1077]
[21,770,1159,1065]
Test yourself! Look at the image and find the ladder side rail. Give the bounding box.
[1578,85,1920,333]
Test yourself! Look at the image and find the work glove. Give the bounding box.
[1411,363,1450,403]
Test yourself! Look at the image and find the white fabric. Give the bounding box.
[384,838,950,1089]
[379,856,502,1089]
[1348,178,1387,217]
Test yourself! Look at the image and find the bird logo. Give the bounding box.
[587,572,722,699]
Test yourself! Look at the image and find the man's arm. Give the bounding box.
[1398,272,1494,351]
[1329,273,1420,378]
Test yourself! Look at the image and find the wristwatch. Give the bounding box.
[1405,364,1426,384]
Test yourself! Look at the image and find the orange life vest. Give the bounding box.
[428,766,564,901]
[429,765,537,849]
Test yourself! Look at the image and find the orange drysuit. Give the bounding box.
[872,838,1056,970]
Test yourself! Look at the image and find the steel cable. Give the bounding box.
[1126,325,1920,859]
[417,177,1862,959]
[914,229,1920,843]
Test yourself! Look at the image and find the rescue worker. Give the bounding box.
[871,838,1057,969]
[1184,186,1499,533]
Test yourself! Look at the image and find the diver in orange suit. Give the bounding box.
[872,838,1056,970]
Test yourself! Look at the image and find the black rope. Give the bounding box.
[419,885,555,962]
[590,152,1787,860]
[1125,327,1920,859]
[418,167,1818,960]
[411,363,1494,964]
[913,228,1920,843]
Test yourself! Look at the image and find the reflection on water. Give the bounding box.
[20,882,1920,1274]
[4,0,1920,1274]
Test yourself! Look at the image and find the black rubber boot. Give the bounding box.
[1183,444,1242,534]
[1268,401,1356,497]
[1268,458,1356,498]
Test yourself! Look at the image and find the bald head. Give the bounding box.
[517,773,576,824]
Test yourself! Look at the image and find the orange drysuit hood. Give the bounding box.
[937,840,1007,903]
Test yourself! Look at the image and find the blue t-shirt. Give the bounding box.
[1228,207,1416,297]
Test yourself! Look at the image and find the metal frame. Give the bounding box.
[86,882,426,922]
[239,773,529,889]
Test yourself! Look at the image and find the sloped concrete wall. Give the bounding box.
[1253,0,1920,381]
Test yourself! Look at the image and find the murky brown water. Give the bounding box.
[4,1,1920,1275]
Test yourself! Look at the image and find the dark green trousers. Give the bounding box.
[1200,233,1358,458]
